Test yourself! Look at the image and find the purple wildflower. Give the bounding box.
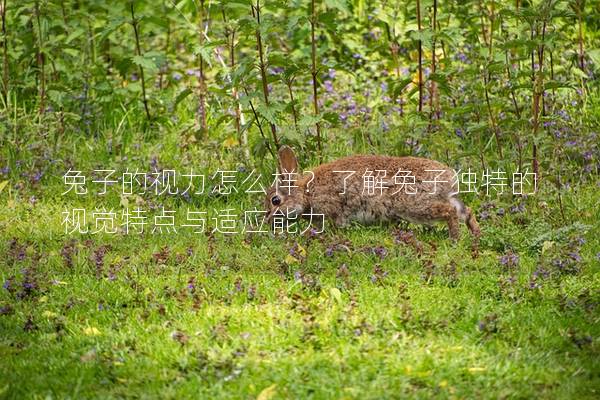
[247,284,257,300]
[91,245,109,279]
[510,203,525,213]
[381,119,389,132]
[187,276,196,293]
[234,277,243,293]
[366,246,388,260]
[325,246,334,257]
[31,171,44,183]
[568,252,582,263]
[499,251,519,268]
[370,265,388,285]
[293,271,302,282]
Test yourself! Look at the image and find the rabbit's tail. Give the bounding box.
[449,196,480,238]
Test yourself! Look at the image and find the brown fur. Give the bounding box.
[265,146,480,246]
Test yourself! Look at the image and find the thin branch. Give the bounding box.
[1,0,8,102]
[244,86,275,159]
[253,1,279,148]
[310,0,323,161]
[416,0,423,112]
[130,2,151,122]
[197,0,207,135]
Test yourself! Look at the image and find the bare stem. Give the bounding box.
[504,49,521,119]
[287,80,299,131]
[253,1,279,148]
[244,86,275,159]
[158,1,170,91]
[311,0,322,160]
[429,0,439,123]
[130,2,151,122]
[577,1,584,70]
[34,0,46,114]
[416,0,423,113]
[531,8,549,186]
[197,0,207,135]
[1,0,8,102]
[483,71,503,158]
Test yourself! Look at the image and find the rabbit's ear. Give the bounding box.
[278,145,299,174]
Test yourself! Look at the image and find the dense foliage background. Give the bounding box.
[1,0,599,172]
[0,1,599,398]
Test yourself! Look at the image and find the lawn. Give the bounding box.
[0,138,598,399]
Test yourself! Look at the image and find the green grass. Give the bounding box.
[1,158,599,399]
[0,119,598,399]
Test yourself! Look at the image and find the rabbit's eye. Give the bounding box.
[271,195,282,206]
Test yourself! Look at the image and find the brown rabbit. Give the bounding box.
[265,146,480,245]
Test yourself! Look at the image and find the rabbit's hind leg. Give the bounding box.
[464,206,480,239]
[449,197,480,239]
[449,196,481,256]
[429,201,460,241]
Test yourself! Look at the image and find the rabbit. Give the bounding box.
[264,145,480,246]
